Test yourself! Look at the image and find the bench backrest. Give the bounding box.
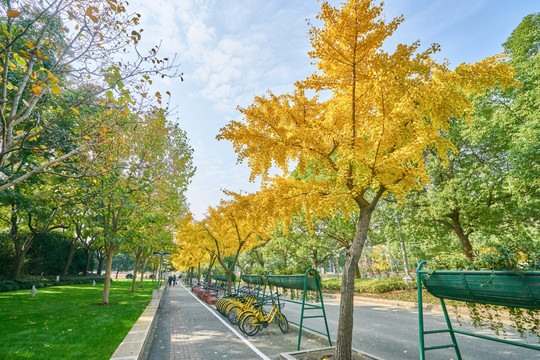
[419,267,540,309]
[266,274,319,291]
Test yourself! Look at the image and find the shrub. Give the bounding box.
[321,277,416,293]
[355,278,416,293]
[320,278,341,291]
[0,276,105,292]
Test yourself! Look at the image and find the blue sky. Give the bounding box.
[129,0,538,220]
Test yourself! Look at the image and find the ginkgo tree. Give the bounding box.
[217,0,516,358]
[173,213,214,284]
[177,194,269,293]
[203,196,269,292]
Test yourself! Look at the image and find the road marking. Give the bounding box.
[182,284,271,360]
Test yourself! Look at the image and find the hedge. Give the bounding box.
[0,276,105,292]
[321,277,417,293]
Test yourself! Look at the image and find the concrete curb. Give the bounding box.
[110,286,165,360]
[281,346,381,360]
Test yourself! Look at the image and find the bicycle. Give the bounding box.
[239,302,289,336]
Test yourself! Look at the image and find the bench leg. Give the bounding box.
[440,299,463,360]
[418,272,426,360]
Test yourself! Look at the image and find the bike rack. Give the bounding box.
[264,268,332,351]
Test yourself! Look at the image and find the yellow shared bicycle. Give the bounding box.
[239,302,289,336]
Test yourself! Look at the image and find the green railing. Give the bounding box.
[417,260,540,360]
[265,268,332,350]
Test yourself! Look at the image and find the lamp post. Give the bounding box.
[153,251,171,289]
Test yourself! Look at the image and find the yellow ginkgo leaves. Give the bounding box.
[86,6,99,23]
[12,53,26,67]
[51,83,61,95]
[31,84,42,95]
[7,9,21,18]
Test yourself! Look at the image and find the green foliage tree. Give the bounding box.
[90,106,193,304]
[403,12,539,261]
[27,230,88,276]
[0,176,68,278]
[0,0,179,192]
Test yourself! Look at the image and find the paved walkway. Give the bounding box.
[146,283,328,360]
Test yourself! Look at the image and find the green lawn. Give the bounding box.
[0,279,154,360]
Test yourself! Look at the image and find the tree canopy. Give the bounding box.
[217,1,515,358]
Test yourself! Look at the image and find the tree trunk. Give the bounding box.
[206,257,215,284]
[454,226,474,260]
[335,206,376,360]
[130,253,141,292]
[152,263,157,282]
[83,247,91,276]
[12,248,26,279]
[442,211,474,260]
[9,205,33,279]
[62,241,77,277]
[12,234,35,279]
[393,213,412,281]
[139,257,146,288]
[97,251,104,275]
[255,250,265,268]
[101,244,116,305]
[227,269,233,293]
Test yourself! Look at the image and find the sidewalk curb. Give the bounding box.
[110,285,165,360]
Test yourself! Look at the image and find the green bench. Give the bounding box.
[212,274,236,282]
[417,260,540,359]
[265,269,332,350]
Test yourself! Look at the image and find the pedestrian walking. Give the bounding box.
[172,274,177,286]
[167,275,173,286]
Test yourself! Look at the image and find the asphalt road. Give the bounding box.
[281,295,540,360]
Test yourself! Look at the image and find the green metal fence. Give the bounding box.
[417,260,540,360]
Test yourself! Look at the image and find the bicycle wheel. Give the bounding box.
[276,313,289,333]
[216,298,230,314]
[227,306,241,325]
[222,301,238,316]
[236,309,255,327]
[240,314,261,336]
